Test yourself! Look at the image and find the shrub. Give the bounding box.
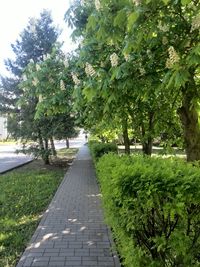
[97,154,200,267]
[89,141,118,162]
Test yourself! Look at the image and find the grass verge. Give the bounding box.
[0,148,78,267]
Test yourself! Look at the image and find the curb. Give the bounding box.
[0,159,34,175]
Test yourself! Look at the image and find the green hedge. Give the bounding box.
[89,141,118,162]
[97,154,200,267]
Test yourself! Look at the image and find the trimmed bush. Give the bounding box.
[97,154,200,267]
[89,141,118,162]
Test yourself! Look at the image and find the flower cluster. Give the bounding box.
[158,22,169,32]
[132,0,140,6]
[49,78,54,84]
[95,0,101,11]
[43,54,50,61]
[32,78,39,86]
[71,72,81,85]
[162,36,168,45]
[22,74,27,81]
[30,24,36,34]
[139,67,146,76]
[124,54,131,62]
[64,58,69,68]
[191,14,200,32]
[36,64,41,71]
[85,62,96,77]
[100,61,105,68]
[110,53,119,67]
[60,80,65,91]
[166,46,180,69]
[38,94,43,103]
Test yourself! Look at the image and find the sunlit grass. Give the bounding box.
[57,147,78,157]
[0,163,65,267]
[118,144,185,158]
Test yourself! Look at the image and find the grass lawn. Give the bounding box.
[0,148,78,267]
[118,144,186,158]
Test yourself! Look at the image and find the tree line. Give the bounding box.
[0,0,200,162]
[0,10,78,164]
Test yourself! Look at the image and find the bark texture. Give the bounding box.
[178,86,200,162]
[122,119,130,155]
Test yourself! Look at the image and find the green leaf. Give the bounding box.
[174,69,190,88]
[187,54,200,67]
[127,12,139,32]
[181,0,191,5]
[107,94,115,104]
[86,15,97,31]
[97,26,106,40]
[114,10,127,28]
[162,0,170,4]
[83,87,96,101]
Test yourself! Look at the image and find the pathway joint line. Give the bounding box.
[16,145,120,267]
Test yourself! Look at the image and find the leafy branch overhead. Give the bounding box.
[65,0,200,160]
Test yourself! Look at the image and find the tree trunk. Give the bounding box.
[178,84,200,161]
[66,138,69,149]
[43,138,50,164]
[50,136,57,156]
[122,118,130,155]
[38,131,44,151]
[141,112,154,156]
[142,138,153,155]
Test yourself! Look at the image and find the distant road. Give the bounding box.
[0,144,33,174]
[0,133,86,174]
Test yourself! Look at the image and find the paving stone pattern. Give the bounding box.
[16,145,120,267]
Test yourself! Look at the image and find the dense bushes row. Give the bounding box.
[97,154,200,267]
[88,140,118,162]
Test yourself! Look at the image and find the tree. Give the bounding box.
[0,10,61,163]
[65,0,200,161]
[18,46,78,160]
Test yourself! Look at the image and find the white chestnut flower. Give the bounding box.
[191,14,200,32]
[139,67,146,76]
[162,36,168,45]
[49,78,54,83]
[166,46,180,69]
[32,78,39,86]
[30,24,36,34]
[71,72,81,85]
[38,94,43,103]
[85,62,96,77]
[64,58,69,68]
[124,54,131,62]
[60,80,65,91]
[158,22,169,32]
[36,64,41,71]
[95,0,101,11]
[110,53,119,67]
[132,0,140,6]
[100,61,105,67]
[22,74,27,81]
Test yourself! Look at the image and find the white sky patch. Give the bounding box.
[0,0,76,75]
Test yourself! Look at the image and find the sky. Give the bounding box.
[0,0,76,76]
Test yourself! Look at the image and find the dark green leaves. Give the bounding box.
[114,9,127,28]
[97,153,200,266]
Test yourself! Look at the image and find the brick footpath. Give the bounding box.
[16,145,120,267]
